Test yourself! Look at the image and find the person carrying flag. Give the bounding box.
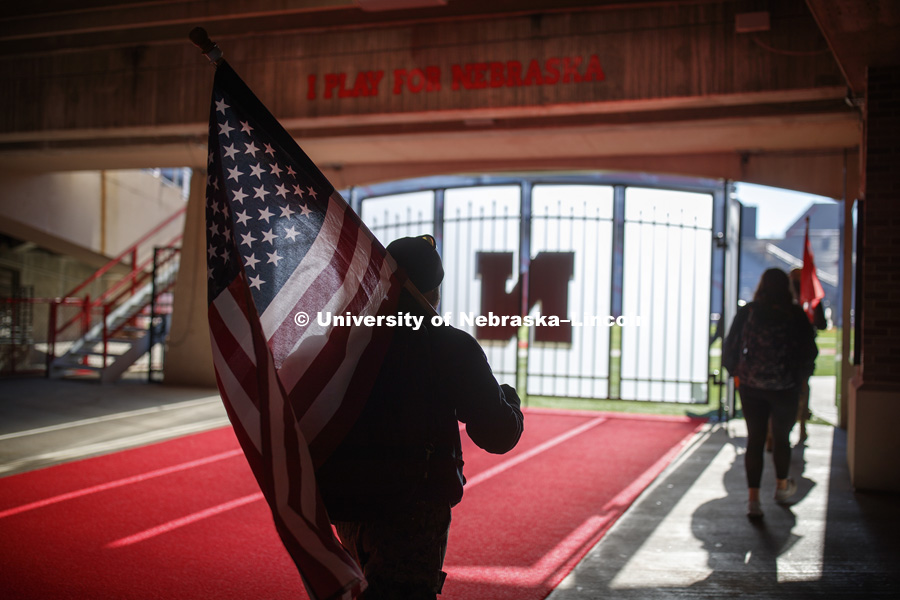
[316,234,524,600]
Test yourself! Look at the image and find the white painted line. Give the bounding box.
[0,417,231,475]
[106,492,264,548]
[465,416,607,489]
[0,447,243,520]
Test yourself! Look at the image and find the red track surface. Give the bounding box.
[0,408,702,599]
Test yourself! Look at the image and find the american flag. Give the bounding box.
[205,61,403,600]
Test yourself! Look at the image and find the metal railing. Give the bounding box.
[49,209,185,368]
[0,208,186,378]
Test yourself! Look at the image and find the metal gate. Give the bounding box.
[355,174,725,404]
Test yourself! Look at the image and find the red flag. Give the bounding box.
[800,217,825,323]
[205,61,404,599]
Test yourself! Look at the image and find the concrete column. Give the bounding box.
[848,65,900,492]
[163,172,216,387]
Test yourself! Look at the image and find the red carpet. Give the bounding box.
[0,408,702,599]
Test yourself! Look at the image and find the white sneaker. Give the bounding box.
[774,478,798,504]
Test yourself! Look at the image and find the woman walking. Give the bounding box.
[723,268,818,518]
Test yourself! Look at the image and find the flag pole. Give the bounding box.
[189,27,223,66]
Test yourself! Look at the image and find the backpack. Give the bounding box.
[736,304,799,390]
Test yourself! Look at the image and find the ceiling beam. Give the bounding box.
[805,0,900,96]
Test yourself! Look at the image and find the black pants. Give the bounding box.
[334,501,451,600]
[740,385,799,488]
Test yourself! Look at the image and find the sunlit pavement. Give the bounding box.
[549,415,900,598]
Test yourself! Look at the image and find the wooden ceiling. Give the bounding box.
[0,1,895,196]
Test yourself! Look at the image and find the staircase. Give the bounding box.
[49,260,178,383]
[46,209,185,384]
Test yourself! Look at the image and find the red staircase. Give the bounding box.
[46,208,187,382]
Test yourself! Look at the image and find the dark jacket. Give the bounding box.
[317,298,524,521]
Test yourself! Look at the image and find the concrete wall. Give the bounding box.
[0,169,185,266]
[161,173,215,387]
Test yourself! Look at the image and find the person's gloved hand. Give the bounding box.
[500,384,521,408]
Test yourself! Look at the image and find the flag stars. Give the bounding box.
[269,163,283,177]
[244,141,260,156]
[227,166,243,182]
[235,210,252,226]
[307,187,318,199]
[207,243,218,260]
[264,143,276,157]
[257,206,275,222]
[244,253,260,270]
[292,184,305,198]
[254,186,271,203]
[207,266,215,280]
[262,229,277,245]
[240,121,254,134]
[219,120,234,137]
[248,274,265,290]
[209,222,220,238]
[232,188,249,204]
[215,98,230,114]
[223,144,239,160]
[275,183,290,199]
[249,163,266,179]
[298,203,313,217]
[284,225,300,241]
[267,250,283,266]
[240,231,257,247]
[279,204,294,218]
[286,165,297,178]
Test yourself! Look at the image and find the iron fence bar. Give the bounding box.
[102,303,109,369]
[433,188,444,257]
[149,247,159,383]
[688,214,700,401]
[465,202,473,327]
[47,301,58,375]
[611,185,626,399]
[519,182,532,402]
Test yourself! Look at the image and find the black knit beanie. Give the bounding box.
[386,234,444,292]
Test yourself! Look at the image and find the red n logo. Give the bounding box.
[476,251,574,343]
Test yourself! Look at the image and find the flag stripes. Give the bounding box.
[203,60,408,599]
